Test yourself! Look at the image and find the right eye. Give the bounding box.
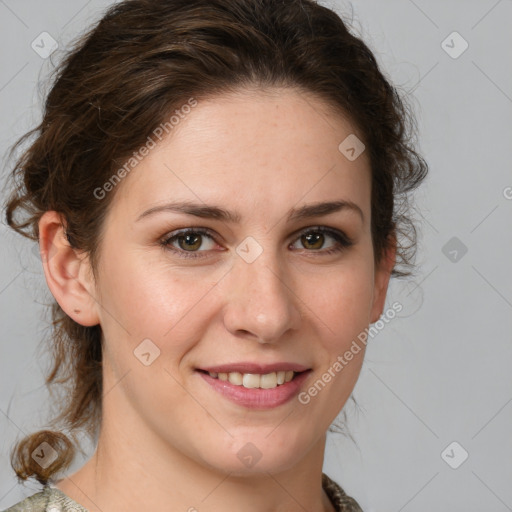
[160,228,220,259]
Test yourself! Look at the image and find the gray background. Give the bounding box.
[1,0,511,510]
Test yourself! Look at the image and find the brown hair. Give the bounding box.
[3,0,428,485]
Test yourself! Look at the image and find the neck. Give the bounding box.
[55,399,335,512]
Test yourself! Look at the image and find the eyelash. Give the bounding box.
[159,226,354,259]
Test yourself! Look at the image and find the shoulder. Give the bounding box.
[322,473,363,512]
[2,486,50,512]
[2,486,88,512]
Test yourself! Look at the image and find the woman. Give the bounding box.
[2,0,428,510]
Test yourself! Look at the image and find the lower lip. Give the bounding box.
[197,370,311,409]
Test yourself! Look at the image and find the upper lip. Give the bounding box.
[197,362,311,374]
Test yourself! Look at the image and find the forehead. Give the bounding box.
[109,88,371,224]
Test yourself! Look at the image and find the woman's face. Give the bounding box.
[78,88,393,475]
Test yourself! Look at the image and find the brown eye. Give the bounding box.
[291,227,354,254]
[301,232,325,250]
[177,233,203,251]
[161,228,218,258]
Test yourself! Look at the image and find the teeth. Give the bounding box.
[242,373,260,388]
[207,370,296,389]
[228,372,243,386]
[259,372,277,389]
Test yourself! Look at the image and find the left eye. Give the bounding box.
[290,228,346,251]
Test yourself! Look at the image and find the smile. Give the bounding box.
[195,368,312,409]
[200,369,297,389]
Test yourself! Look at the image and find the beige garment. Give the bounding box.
[4,473,363,511]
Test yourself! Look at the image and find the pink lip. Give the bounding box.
[197,369,312,409]
[198,362,310,373]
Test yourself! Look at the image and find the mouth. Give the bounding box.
[195,365,312,409]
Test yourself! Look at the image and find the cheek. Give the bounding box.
[297,268,372,419]
[301,262,375,342]
[98,250,217,341]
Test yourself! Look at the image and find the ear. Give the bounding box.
[38,211,100,326]
[369,233,397,324]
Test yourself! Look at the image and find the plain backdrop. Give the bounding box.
[1,1,511,510]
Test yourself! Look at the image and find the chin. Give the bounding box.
[197,431,313,477]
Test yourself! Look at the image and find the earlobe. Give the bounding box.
[369,234,397,324]
[38,211,100,327]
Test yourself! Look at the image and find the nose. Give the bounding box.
[222,250,302,344]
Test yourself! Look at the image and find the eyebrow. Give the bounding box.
[136,199,364,224]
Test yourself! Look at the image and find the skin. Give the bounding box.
[39,87,395,512]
